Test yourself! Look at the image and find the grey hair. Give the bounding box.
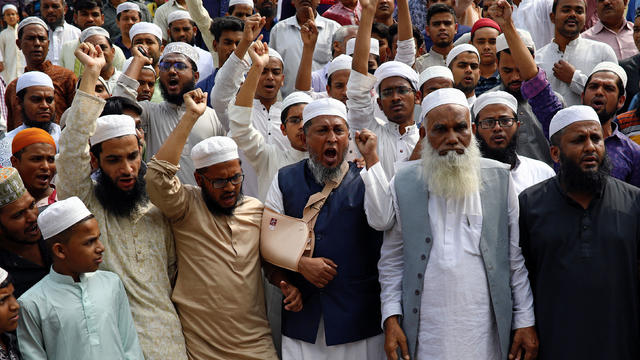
[332,25,358,44]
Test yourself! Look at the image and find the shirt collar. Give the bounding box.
[594,19,634,33]
[385,121,417,134]
[49,267,90,285]
[25,60,53,72]
[288,14,327,30]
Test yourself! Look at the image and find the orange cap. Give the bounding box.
[11,128,56,155]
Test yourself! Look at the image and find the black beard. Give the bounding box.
[22,109,54,132]
[258,3,276,18]
[503,82,524,101]
[558,151,611,194]
[596,107,616,125]
[170,35,195,46]
[160,78,196,106]
[454,82,475,96]
[0,222,40,245]
[45,17,64,29]
[200,186,243,216]
[433,39,452,49]
[94,166,149,217]
[477,131,519,168]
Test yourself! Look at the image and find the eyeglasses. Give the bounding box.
[158,61,190,72]
[201,173,244,189]
[380,86,414,98]
[477,117,517,129]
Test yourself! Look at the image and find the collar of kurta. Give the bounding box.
[289,14,327,30]
[49,267,91,285]
[25,60,53,73]
[552,35,582,51]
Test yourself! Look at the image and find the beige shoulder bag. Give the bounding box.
[260,162,349,272]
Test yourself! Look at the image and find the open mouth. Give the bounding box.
[25,222,39,236]
[581,154,599,167]
[118,177,135,189]
[591,99,605,110]
[323,148,338,164]
[167,78,180,91]
[36,173,50,185]
[263,84,276,91]
[491,134,506,144]
[463,76,474,84]
[565,19,578,27]
[8,314,18,322]
[95,256,103,264]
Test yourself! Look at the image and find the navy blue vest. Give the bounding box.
[278,160,383,345]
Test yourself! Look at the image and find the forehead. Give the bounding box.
[139,68,156,80]
[220,29,243,40]
[308,115,348,128]
[452,52,480,65]
[120,9,140,18]
[1,191,35,216]
[423,77,453,88]
[78,6,101,12]
[162,53,190,63]
[286,103,306,117]
[86,35,110,46]
[426,104,469,126]
[473,27,500,39]
[100,134,139,154]
[22,142,56,154]
[561,120,602,138]
[132,33,159,44]
[201,158,242,178]
[42,0,63,6]
[266,57,283,70]
[588,71,620,85]
[329,69,350,82]
[69,218,100,240]
[476,103,514,119]
[170,19,193,28]
[22,24,48,36]
[556,0,586,9]
[3,9,17,15]
[231,4,253,12]
[379,76,412,90]
[429,12,456,23]
[24,86,55,97]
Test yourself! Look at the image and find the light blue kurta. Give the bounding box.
[16,268,144,360]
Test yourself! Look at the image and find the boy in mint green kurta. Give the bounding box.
[16,197,144,360]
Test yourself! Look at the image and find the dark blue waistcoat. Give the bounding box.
[278,160,383,346]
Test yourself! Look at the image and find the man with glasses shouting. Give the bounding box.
[472,91,554,194]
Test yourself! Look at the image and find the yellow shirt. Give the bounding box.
[146,158,278,360]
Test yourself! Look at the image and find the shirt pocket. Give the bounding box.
[461,214,483,256]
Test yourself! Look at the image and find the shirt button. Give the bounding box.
[420,254,426,260]
[415,289,420,295]
[425,237,431,243]
[412,308,418,314]
[399,149,403,153]
[583,225,588,230]
[417,273,422,279]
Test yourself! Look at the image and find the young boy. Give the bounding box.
[16,197,144,360]
[0,4,22,84]
[0,266,20,359]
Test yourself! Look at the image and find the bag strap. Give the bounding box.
[300,161,350,254]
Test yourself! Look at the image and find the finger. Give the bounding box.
[323,258,338,268]
[399,336,410,360]
[307,6,314,20]
[385,344,399,360]
[509,336,521,360]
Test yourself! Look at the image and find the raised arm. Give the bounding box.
[352,0,375,75]
[394,0,417,66]
[295,9,318,92]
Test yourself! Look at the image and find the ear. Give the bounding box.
[194,171,204,188]
[549,11,555,23]
[52,242,66,260]
[550,145,560,163]
[193,25,199,35]
[419,125,426,138]
[16,37,21,50]
[9,155,18,167]
[89,151,99,170]
[376,96,383,111]
[159,44,165,53]
[194,70,200,83]
[617,94,626,111]
[280,123,287,136]
[100,14,105,22]
[414,89,421,105]
[472,122,476,133]
[325,84,331,93]
[212,39,219,51]
[73,12,78,24]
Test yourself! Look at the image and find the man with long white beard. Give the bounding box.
[379,87,538,360]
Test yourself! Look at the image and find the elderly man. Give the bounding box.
[59,0,126,78]
[146,91,280,360]
[264,97,385,359]
[10,128,58,208]
[473,91,554,193]
[270,0,341,96]
[0,72,60,167]
[0,167,51,298]
[6,17,77,131]
[447,43,480,104]
[41,0,81,66]
[519,105,640,359]
[347,0,419,179]
[534,0,617,106]
[115,41,225,185]
[380,87,537,360]
[167,11,214,81]
[582,0,637,60]
[112,2,141,58]
[56,42,188,360]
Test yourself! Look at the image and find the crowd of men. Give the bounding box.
[0,0,638,358]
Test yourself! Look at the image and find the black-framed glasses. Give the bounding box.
[158,61,189,72]
[477,117,517,129]
[201,173,244,189]
[380,86,414,98]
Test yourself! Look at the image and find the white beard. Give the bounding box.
[420,137,482,199]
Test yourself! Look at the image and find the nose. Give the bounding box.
[8,296,19,312]
[96,240,105,254]
[25,207,38,223]
[222,179,235,191]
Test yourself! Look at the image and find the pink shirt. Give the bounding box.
[582,20,639,60]
[322,1,361,25]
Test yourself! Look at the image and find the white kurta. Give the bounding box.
[535,36,617,106]
[47,22,81,66]
[512,0,554,50]
[377,169,535,359]
[194,45,214,81]
[0,25,23,83]
[511,155,555,194]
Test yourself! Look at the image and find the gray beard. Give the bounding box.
[307,148,348,185]
[420,136,482,198]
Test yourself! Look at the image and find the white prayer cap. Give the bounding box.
[302,98,347,125]
[229,0,254,7]
[589,61,628,89]
[37,197,93,240]
[373,61,419,93]
[191,136,239,169]
[327,54,352,77]
[418,66,454,90]
[2,4,17,13]
[160,42,199,64]
[116,1,140,15]
[268,48,284,67]
[122,57,157,77]
[445,43,479,68]
[496,28,535,54]
[420,88,469,123]
[0,167,26,208]
[17,16,48,33]
[282,91,313,111]
[346,38,380,56]
[16,71,54,93]
[472,91,518,118]
[549,105,600,139]
[80,26,110,43]
[89,115,137,146]
[0,267,7,284]
[168,10,192,25]
[129,22,162,42]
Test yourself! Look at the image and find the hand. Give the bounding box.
[488,0,512,27]
[248,40,270,68]
[243,14,266,42]
[130,45,153,66]
[509,326,539,360]
[74,42,106,71]
[280,281,303,312]
[183,89,208,117]
[354,157,366,168]
[384,316,410,360]
[408,129,425,161]
[300,14,318,48]
[553,60,575,84]
[355,129,379,168]
[360,0,377,12]
[297,256,338,288]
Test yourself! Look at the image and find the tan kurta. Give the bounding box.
[145,158,278,360]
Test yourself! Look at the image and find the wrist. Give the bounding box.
[383,315,399,329]
[364,154,379,169]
